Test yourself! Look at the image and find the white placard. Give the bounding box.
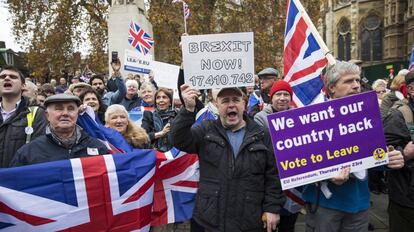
[123,49,180,89]
[181,32,255,89]
[151,61,180,89]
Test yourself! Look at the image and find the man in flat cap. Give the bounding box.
[10,94,109,166]
[248,67,281,117]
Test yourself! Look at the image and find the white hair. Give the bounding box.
[372,79,387,90]
[125,79,138,89]
[398,69,409,77]
[105,104,128,122]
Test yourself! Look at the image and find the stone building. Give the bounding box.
[108,0,153,76]
[321,0,414,81]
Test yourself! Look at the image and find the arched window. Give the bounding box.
[360,14,382,61]
[337,18,351,61]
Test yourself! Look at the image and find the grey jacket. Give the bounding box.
[254,104,274,128]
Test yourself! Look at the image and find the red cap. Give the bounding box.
[269,80,293,99]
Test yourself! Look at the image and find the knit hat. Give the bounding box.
[269,80,293,99]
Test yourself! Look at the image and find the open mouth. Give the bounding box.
[3,83,12,88]
[227,111,237,119]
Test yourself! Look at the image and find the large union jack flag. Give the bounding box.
[151,148,199,226]
[0,151,156,231]
[128,21,154,55]
[284,0,329,107]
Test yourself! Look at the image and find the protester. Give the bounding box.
[380,74,407,120]
[172,84,285,231]
[142,88,176,152]
[55,77,68,93]
[36,92,47,107]
[372,79,388,104]
[68,82,93,97]
[40,83,56,97]
[121,79,141,111]
[100,59,127,106]
[383,70,414,231]
[49,78,57,88]
[255,80,293,128]
[22,80,38,99]
[302,61,405,232]
[138,81,156,110]
[10,94,109,166]
[0,65,47,168]
[89,74,107,96]
[105,104,150,149]
[248,67,280,117]
[79,88,107,124]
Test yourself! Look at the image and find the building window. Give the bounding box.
[337,17,351,61]
[360,14,382,61]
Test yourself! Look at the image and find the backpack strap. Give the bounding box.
[25,106,39,144]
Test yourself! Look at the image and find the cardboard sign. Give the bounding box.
[123,49,179,89]
[181,32,255,89]
[267,91,388,190]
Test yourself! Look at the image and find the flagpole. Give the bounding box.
[294,0,336,65]
[183,1,188,34]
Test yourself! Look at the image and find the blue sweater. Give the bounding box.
[302,178,370,213]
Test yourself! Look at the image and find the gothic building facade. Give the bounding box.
[321,0,414,80]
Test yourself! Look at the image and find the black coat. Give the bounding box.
[171,108,285,231]
[383,102,414,208]
[0,97,47,168]
[10,128,109,167]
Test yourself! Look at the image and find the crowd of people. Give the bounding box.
[0,58,413,232]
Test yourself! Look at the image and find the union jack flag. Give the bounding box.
[184,2,191,19]
[0,151,156,231]
[128,21,154,55]
[284,0,329,107]
[409,45,414,71]
[151,148,199,226]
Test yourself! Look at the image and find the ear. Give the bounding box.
[329,84,336,96]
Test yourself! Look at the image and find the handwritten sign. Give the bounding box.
[181,32,255,89]
[267,91,388,190]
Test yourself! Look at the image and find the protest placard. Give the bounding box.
[267,91,388,190]
[124,49,152,74]
[123,49,180,89]
[181,32,255,89]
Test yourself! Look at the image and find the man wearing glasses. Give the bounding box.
[0,65,47,167]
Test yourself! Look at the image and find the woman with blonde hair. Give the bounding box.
[380,74,407,119]
[105,104,150,149]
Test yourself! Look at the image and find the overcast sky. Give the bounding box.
[0,2,21,52]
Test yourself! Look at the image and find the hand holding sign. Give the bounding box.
[180,84,199,112]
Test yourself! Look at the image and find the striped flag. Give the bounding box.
[184,2,191,19]
[409,45,414,71]
[284,0,329,107]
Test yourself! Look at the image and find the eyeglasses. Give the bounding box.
[0,74,19,80]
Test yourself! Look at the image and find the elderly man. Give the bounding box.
[10,94,109,166]
[0,65,47,168]
[249,67,281,117]
[383,70,414,231]
[302,61,405,232]
[172,84,285,232]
